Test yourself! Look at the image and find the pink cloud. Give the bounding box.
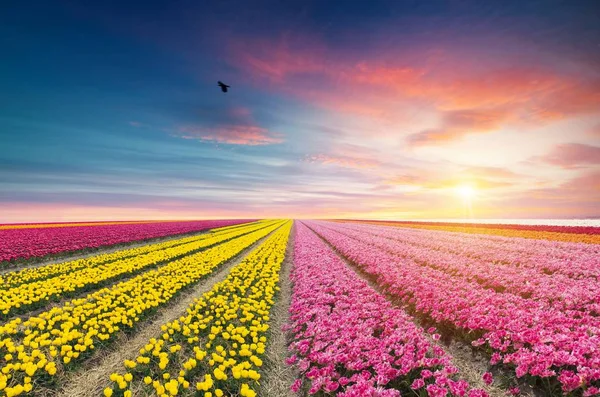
[499,170,600,218]
[173,106,283,145]
[349,64,567,110]
[233,37,328,83]
[460,166,522,180]
[527,80,600,122]
[177,125,283,145]
[406,108,513,146]
[588,124,600,137]
[383,174,421,185]
[562,170,600,192]
[535,143,600,168]
[305,153,380,169]
[232,38,600,135]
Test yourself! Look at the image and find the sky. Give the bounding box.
[1,0,599,222]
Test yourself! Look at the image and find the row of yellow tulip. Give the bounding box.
[105,221,292,397]
[1,220,265,290]
[0,220,286,397]
[0,221,277,318]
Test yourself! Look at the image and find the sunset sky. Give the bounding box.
[1,0,599,222]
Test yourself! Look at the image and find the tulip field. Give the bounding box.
[0,220,254,264]
[0,219,599,396]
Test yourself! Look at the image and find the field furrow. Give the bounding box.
[259,221,297,397]
[0,221,285,396]
[103,221,292,397]
[57,222,279,397]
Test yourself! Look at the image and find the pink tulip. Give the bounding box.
[304,220,600,394]
[286,223,489,396]
[0,219,252,263]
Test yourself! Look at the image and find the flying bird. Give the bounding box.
[218,81,230,93]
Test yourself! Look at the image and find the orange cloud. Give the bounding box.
[527,80,600,122]
[233,38,600,132]
[406,108,513,146]
[535,143,600,169]
[177,125,283,145]
[349,64,567,110]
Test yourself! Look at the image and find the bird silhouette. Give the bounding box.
[218,81,230,93]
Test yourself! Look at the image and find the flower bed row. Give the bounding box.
[322,222,600,312]
[0,219,255,263]
[336,220,600,244]
[306,221,600,396]
[286,222,487,397]
[0,220,285,396]
[337,220,600,235]
[0,221,277,319]
[330,221,600,280]
[1,221,268,290]
[105,221,292,397]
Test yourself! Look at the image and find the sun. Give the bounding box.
[455,184,476,200]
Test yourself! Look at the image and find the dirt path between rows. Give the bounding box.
[301,221,510,397]
[53,226,280,397]
[261,222,298,397]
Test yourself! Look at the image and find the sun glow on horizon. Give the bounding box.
[455,184,476,200]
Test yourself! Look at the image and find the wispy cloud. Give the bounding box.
[171,106,284,146]
[233,36,599,116]
[406,108,512,146]
[304,153,380,169]
[176,125,283,145]
[532,143,600,169]
[588,124,600,137]
[383,163,524,192]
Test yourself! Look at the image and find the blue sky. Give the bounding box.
[1,0,599,221]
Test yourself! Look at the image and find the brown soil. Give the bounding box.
[261,221,299,397]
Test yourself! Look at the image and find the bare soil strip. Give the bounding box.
[261,222,298,397]
[53,226,280,397]
[0,220,259,274]
[301,221,510,397]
